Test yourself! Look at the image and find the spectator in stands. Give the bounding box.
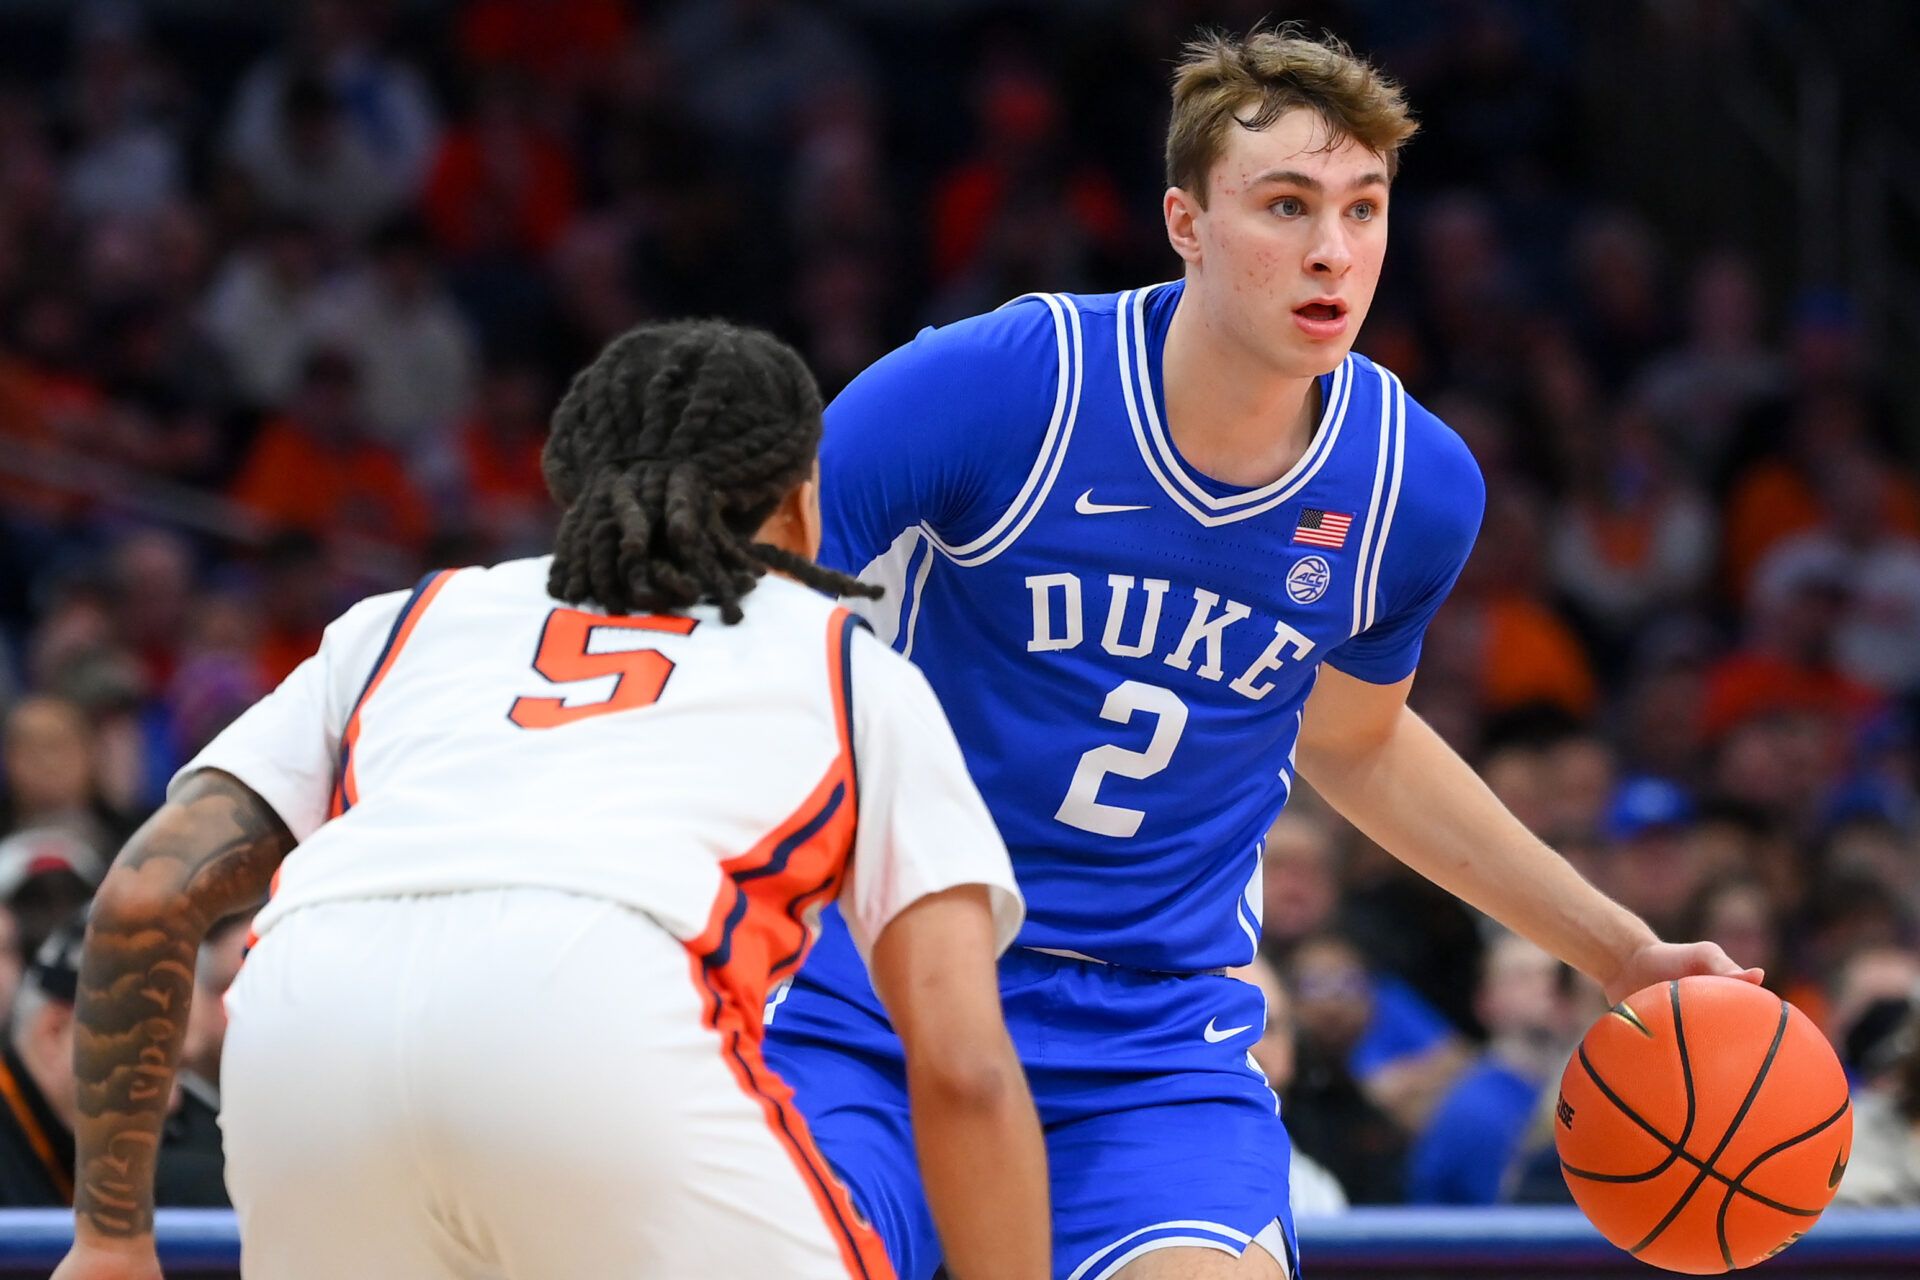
[1752,447,1920,696]
[1834,990,1920,1205]
[928,52,1130,310]
[0,911,83,1206]
[1634,251,1785,478]
[313,216,477,457]
[451,357,552,555]
[1701,549,1882,743]
[1599,777,1708,940]
[1721,388,1920,601]
[1548,400,1714,670]
[1570,210,1673,384]
[455,0,630,106]
[1261,810,1341,955]
[1407,935,1576,1205]
[1422,489,1599,722]
[60,8,185,223]
[108,527,195,694]
[164,585,267,763]
[198,213,328,412]
[1282,933,1413,1204]
[229,347,432,554]
[227,70,410,243]
[1234,953,1350,1216]
[224,0,437,236]
[0,696,118,860]
[250,532,335,686]
[1683,876,1781,984]
[0,829,102,972]
[422,74,579,261]
[659,0,868,166]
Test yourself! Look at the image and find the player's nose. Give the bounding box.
[1306,219,1353,276]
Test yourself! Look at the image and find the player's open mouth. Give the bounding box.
[1291,300,1348,338]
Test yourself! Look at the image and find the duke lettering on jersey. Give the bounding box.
[820,281,1486,972]
[1025,573,1316,702]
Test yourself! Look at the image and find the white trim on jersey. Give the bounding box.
[850,526,925,645]
[922,291,1086,568]
[1236,843,1262,960]
[900,540,936,659]
[1362,368,1409,633]
[1118,283,1355,527]
[1348,363,1408,636]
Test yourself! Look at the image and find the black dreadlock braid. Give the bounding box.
[544,319,883,623]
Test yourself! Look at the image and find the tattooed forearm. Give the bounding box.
[71,769,293,1241]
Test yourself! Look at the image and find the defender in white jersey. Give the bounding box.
[54,322,1049,1280]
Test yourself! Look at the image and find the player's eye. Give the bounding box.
[1270,196,1305,218]
[1350,201,1377,222]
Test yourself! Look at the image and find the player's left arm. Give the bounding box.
[55,593,397,1280]
[1295,668,1754,1003]
[56,769,293,1279]
[1295,406,1755,1006]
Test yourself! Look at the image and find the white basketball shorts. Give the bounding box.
[220,888,893,1279]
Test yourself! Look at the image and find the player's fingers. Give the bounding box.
[1690,942,1762,984]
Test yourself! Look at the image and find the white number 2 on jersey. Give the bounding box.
[1053,680,1189,838]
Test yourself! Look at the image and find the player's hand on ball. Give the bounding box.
[50,1241,165,1280]
[1602,940,1763,1006]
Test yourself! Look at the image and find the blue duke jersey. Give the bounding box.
[823,280,1485,973]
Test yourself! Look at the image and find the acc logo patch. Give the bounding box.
[1285,555,1332,605]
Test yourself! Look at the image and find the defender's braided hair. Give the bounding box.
[544,319,882,623]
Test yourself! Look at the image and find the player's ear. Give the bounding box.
[796,466,822,561]
[1164,186,1203,265]
[755,469,821,562]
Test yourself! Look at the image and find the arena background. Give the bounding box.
[0,0,1917,1274]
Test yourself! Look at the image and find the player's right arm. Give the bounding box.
[839,629,1048,1279]
[869,887,1048,1280]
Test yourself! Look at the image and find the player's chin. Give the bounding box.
[1272,333,1353,378]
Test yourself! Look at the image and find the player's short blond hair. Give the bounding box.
[1166,26,1417,206]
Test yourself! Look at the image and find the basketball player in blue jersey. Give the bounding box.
[764,27,1758,1280]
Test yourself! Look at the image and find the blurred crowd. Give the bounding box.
[0,0,1916,1213]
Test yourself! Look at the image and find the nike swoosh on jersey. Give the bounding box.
[1075,488,1150,516]
[1203,1017,1253,1043]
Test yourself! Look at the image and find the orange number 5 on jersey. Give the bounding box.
[508,609,700,730]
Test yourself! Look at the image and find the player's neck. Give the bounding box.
[1161,293,1322,490]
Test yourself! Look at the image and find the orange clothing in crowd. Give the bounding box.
[423,127,580,258]
[459,421,545,511]
[1478,593,1600,719]
[458,0,629,87]
[256,625,325,688]
[1698,651,1883,741]
[230,418,432,552]
[931,162,1130,284]
[1721,460,1920,600]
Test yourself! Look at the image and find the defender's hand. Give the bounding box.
[50,1240,164,1280]
[1602,940,1763,1006]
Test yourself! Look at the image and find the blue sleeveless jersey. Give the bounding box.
[821,280,1485,974]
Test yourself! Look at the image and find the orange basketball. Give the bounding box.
[1555,975,1852,1274]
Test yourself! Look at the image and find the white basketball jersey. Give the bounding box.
[179,557,1021,983]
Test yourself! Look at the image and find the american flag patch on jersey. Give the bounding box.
[1293,508,1354,549]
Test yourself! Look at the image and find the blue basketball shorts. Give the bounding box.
[763,908,1300,1279]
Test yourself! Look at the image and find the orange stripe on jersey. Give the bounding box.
[687,607,865,1012]
[328,569,457,819]
[685,949,895,1280]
